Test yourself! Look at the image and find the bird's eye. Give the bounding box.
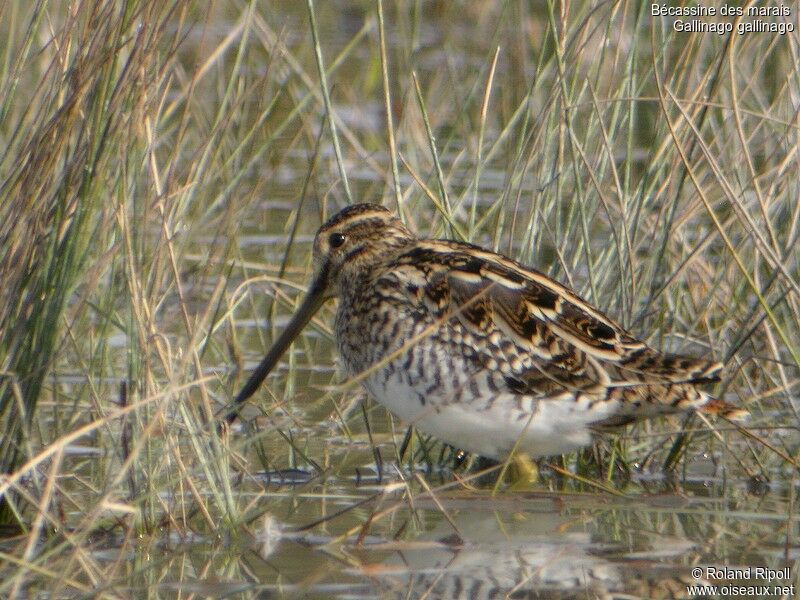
[329,232,346,248]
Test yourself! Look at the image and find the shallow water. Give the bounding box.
[58,464,796,599]
[4,1,799,598]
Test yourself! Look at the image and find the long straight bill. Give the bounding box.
[224,274,329,423]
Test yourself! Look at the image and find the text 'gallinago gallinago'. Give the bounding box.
[229,204,743,464]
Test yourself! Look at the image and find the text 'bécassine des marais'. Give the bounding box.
[652,4,794,35]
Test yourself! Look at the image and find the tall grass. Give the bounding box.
[0,0,798,596]
[0,0,173,527]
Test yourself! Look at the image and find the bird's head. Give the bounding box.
[311,203,415,297]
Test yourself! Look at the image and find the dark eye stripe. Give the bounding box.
[344,244,370,262]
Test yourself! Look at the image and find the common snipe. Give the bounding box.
[229,204,742,463]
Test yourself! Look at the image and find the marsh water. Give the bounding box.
[37,433,796,598]
[4,1,800,598]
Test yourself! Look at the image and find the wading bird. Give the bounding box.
[228,204,742,478]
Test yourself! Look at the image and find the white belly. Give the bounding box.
[363,370,618,460]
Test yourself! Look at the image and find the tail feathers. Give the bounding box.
[686,359,723,384]
[621,349,723,384]
[697,395,748,421]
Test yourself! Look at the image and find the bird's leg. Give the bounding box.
[509,452,538,489]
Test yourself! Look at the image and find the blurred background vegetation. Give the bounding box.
[0,0,797,597]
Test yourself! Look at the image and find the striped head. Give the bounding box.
[312,203,415,297]
[225,204,415,421]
